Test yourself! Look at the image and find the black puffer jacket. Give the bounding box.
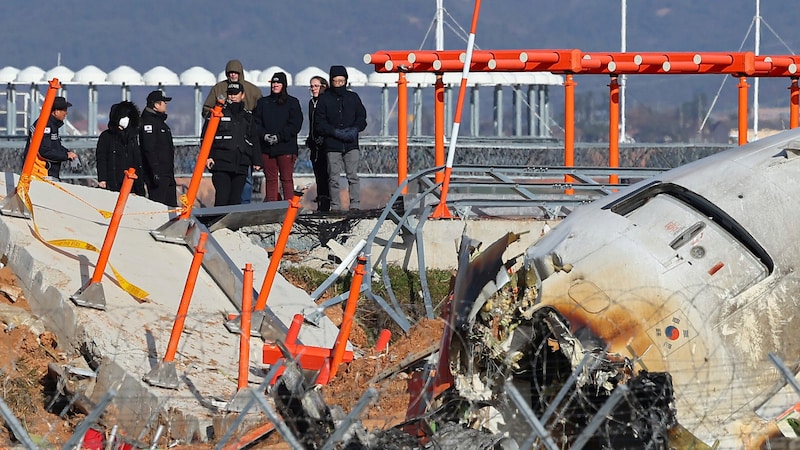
[205,102,262,174]
[95,101,146,195]
[139,107,175,185]
[314,86,367,153]
[252,91,303,157]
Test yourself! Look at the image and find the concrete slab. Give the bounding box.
[0,173,342,442]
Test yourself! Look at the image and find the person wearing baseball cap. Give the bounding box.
[203,80,262,206]
[29,96,78,180]
[140,90,177,206]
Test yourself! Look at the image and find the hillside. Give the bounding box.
[2,1,799,140]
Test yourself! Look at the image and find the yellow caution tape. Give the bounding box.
[20,181,150,301]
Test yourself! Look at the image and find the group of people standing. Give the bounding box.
[200,60,367,211]
[27,59,367,212]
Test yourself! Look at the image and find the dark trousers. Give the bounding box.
[147,176,178,207]
[212,171,246,206]
[262,154,296,202]
[311,147,330,211]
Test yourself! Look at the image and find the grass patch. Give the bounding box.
[281,264,454,343]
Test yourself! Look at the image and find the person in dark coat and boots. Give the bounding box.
[314,65,367,211]
[253,72,303,202]
[305,76,331,212]
[29,96,78,181]
[204,82,263,206]
[140,90,177,207]
[96,101,146,195]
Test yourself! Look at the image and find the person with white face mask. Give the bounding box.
[95,101,146,195]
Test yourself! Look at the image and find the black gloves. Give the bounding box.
[314,136,324,146]
[152,174,160,188]
[333,127,358,143]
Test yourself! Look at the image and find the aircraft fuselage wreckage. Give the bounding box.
[436,128,800,449]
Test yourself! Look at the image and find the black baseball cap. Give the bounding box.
[52,96,72,110]
[146,90,172,105]
[227,82,244,94]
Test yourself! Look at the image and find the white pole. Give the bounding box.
[436,0,444,51]
[620,0,627,143]
[753,0,760,140]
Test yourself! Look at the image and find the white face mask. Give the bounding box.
[119,116,130,129]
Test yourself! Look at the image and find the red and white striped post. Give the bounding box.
[430,0,482,219]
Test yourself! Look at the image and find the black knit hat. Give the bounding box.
[329,65,348,81]
[270,72,287,85]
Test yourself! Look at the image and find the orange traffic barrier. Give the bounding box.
[397,72,408,194]
[286,314,303,345]
[0,79,61,219]
[163,232,208,362]
[375,329,391,352]
[180,103,223,220]
[90,168,137,286]
[564,74,576,196]
[328,255,367,380]
[20,79,61,187]
[253,191,303,311]
[790,78,799,129]
[608,76,620,186]
[434,74,445,185]
[237,263,254,391]
[738,76,750,145]
[71,168,139,310]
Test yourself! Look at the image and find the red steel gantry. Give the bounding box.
[365,49,800,214]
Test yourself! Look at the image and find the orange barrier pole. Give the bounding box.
[88,168,138,285]
[238,263,254,391]
[286,314,303,345]
[397,72,409,194]
[790,78,799,129]
[19,79,61,189]
[375,329,391,352]
[328,255,367,379]
[180,103,223,220]
[564,74,576,195]
[434,73,445,185]
[163,232,208,362]
[738,76,749,145]
[254,192,302,311]
[431,0,482,219]
[608,76,620,185]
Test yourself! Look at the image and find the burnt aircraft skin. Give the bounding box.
[523,128,800,447]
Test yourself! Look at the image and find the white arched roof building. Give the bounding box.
[0,63,561,138]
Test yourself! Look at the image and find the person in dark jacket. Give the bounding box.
[204,82,262,206]
[30,96,78,181]
[95,101,146,195]
[305,76,331,212]
[253,72,303,202]
[314,66,367,211]
[140,90,177,207]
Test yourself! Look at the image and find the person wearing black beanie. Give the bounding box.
[252,72,303,202]
[313,65,367,211]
